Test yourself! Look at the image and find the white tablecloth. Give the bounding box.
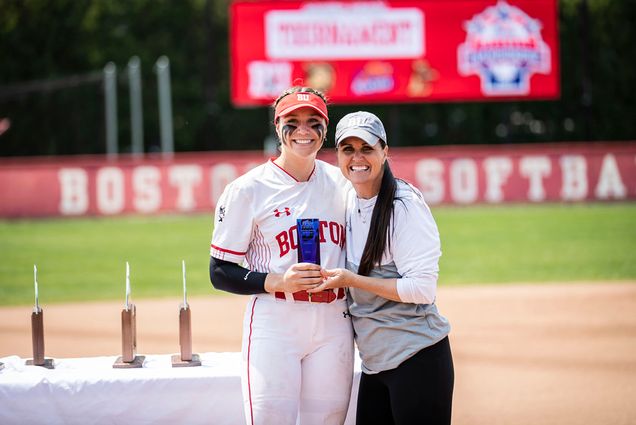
[0,353,360,425]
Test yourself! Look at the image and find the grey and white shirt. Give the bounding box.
[346,180,451,374]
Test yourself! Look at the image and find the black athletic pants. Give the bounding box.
[355,336,454,425]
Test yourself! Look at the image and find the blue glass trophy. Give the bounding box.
[297,219,321,265]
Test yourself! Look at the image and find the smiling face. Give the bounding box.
[276,107,327,161]
[337,137,388,198]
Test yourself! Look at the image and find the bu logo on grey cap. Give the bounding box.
[335,111,387,147]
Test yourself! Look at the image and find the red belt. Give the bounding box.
[275,288,345,303]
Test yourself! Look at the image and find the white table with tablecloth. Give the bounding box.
[0,353,361,424]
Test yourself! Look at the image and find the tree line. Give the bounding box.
[0,0,634,156]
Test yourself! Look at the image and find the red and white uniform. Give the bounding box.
[211,158,354,425]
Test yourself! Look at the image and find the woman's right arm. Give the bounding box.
[210,257,325,295]
[209,180,265,295]
[209,257,267,295]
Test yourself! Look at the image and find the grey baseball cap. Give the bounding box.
[335,111,387,147]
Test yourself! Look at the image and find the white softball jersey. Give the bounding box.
[346,180,451,374]
[210,158,354,425]
[211,158,349,277]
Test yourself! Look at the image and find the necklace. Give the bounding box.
[356,196,375,224]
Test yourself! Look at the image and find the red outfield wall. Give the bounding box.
[0,142,634,218]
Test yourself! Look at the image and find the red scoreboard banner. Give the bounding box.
[230,0,560,106]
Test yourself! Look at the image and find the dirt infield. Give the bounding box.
[1,282,635,425]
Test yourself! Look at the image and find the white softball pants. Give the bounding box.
[241,295,354,425]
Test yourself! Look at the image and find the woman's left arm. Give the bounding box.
[390,196,441,304]
[311,194,441,305]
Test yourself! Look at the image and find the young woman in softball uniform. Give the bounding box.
[310,111,454,425]
[209,87,354,425]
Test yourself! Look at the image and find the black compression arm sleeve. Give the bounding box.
[209,257,268,295]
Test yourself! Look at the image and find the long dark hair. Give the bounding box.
[357,155,398,276]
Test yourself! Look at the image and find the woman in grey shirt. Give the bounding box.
[310,111,454,425]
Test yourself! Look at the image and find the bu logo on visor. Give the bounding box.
[297,93,310,101]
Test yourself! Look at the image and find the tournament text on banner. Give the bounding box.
[230,0,560,105]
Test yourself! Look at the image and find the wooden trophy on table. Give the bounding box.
[113,262,145,368]
[26,265,55,369]
[172,261,201,367]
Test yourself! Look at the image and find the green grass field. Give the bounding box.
[0,203,635,306]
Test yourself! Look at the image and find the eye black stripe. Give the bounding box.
[281,124,297,143]
[311,123,325,142]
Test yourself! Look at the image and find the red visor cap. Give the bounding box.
[274,92,329,124]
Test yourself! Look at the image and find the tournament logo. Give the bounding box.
[457,1,551,96]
